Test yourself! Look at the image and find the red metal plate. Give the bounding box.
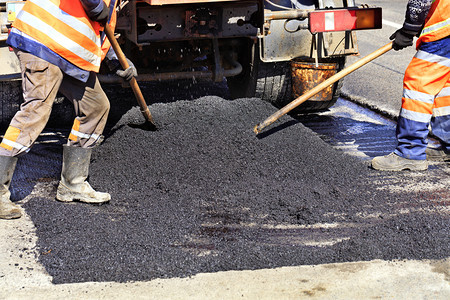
[309,8,382,34]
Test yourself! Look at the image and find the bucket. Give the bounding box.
[291,59,339,102]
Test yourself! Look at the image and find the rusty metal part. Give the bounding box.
[260,1,362,63]
[291,60,338,102]
[264,9,311,21]
[123,1,258,44]
[254,42,394,135]
[98,56,242,84]
[185,7,220,37]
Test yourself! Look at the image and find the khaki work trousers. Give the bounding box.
[0,50,110,157]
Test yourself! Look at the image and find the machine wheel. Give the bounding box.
[227,41,345,113]
[254,59,292,107]
[226,39,291,103]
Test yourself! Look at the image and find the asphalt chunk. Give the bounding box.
[22,96,449,284]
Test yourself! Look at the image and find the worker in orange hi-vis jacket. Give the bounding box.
[0,0,137,219]
[372,0,450,171]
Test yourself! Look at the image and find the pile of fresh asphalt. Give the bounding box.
[22,84,448,284]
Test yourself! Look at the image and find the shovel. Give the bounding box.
[253,42,393,135]
[104,25,157,131]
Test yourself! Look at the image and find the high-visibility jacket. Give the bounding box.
[7,0,117,81]
[417,0,450,47]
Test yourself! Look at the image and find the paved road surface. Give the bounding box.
[1,0,449,299]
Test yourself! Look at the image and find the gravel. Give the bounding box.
[22,93,449,284]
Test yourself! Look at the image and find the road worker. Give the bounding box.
[372,0,450,171]
[0,0,137,219]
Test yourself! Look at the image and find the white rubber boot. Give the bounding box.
[56,145,110,204]
[0,156,21,219]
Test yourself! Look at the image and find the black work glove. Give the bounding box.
[115,58,138,81]
[90,3,109,25]
[389,28,418,51]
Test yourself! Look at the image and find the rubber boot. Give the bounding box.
[0,156,21,219]
[56,145,110,204]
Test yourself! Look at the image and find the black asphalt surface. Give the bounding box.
[6,0,445,287]
[17,83,448,284]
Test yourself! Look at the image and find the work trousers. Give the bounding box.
[395,36,450,160]
[0,50,110,157]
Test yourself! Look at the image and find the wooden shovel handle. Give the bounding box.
[254,42,393,135]
[104,25,155,124]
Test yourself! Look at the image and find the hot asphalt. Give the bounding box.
[13,82,449,284]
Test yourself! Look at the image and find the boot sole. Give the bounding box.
[0,212,22,219]
[56,183,111,204]
[56,192,110,204]
[371,161,428,171]
[426,155,450,162]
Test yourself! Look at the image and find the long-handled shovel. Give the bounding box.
[104,25,157,131]
[253,42,393,135]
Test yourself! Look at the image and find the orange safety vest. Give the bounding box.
[417,0,450,47]
[12,0,117,73]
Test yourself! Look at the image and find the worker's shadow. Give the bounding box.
[255,119,300,139]
[9,140,65,202]
[292,112,398,159]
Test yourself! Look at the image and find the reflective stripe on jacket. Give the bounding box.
[402,38,450,123]
[10,0,117,73]
[417,0,450,47]
[395,36,450,159]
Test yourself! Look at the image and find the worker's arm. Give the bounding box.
[80,0,109,24]
[390,0,433,50]
[83,0,137,80]
[104,46,138,81]
[403,0,433,34]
